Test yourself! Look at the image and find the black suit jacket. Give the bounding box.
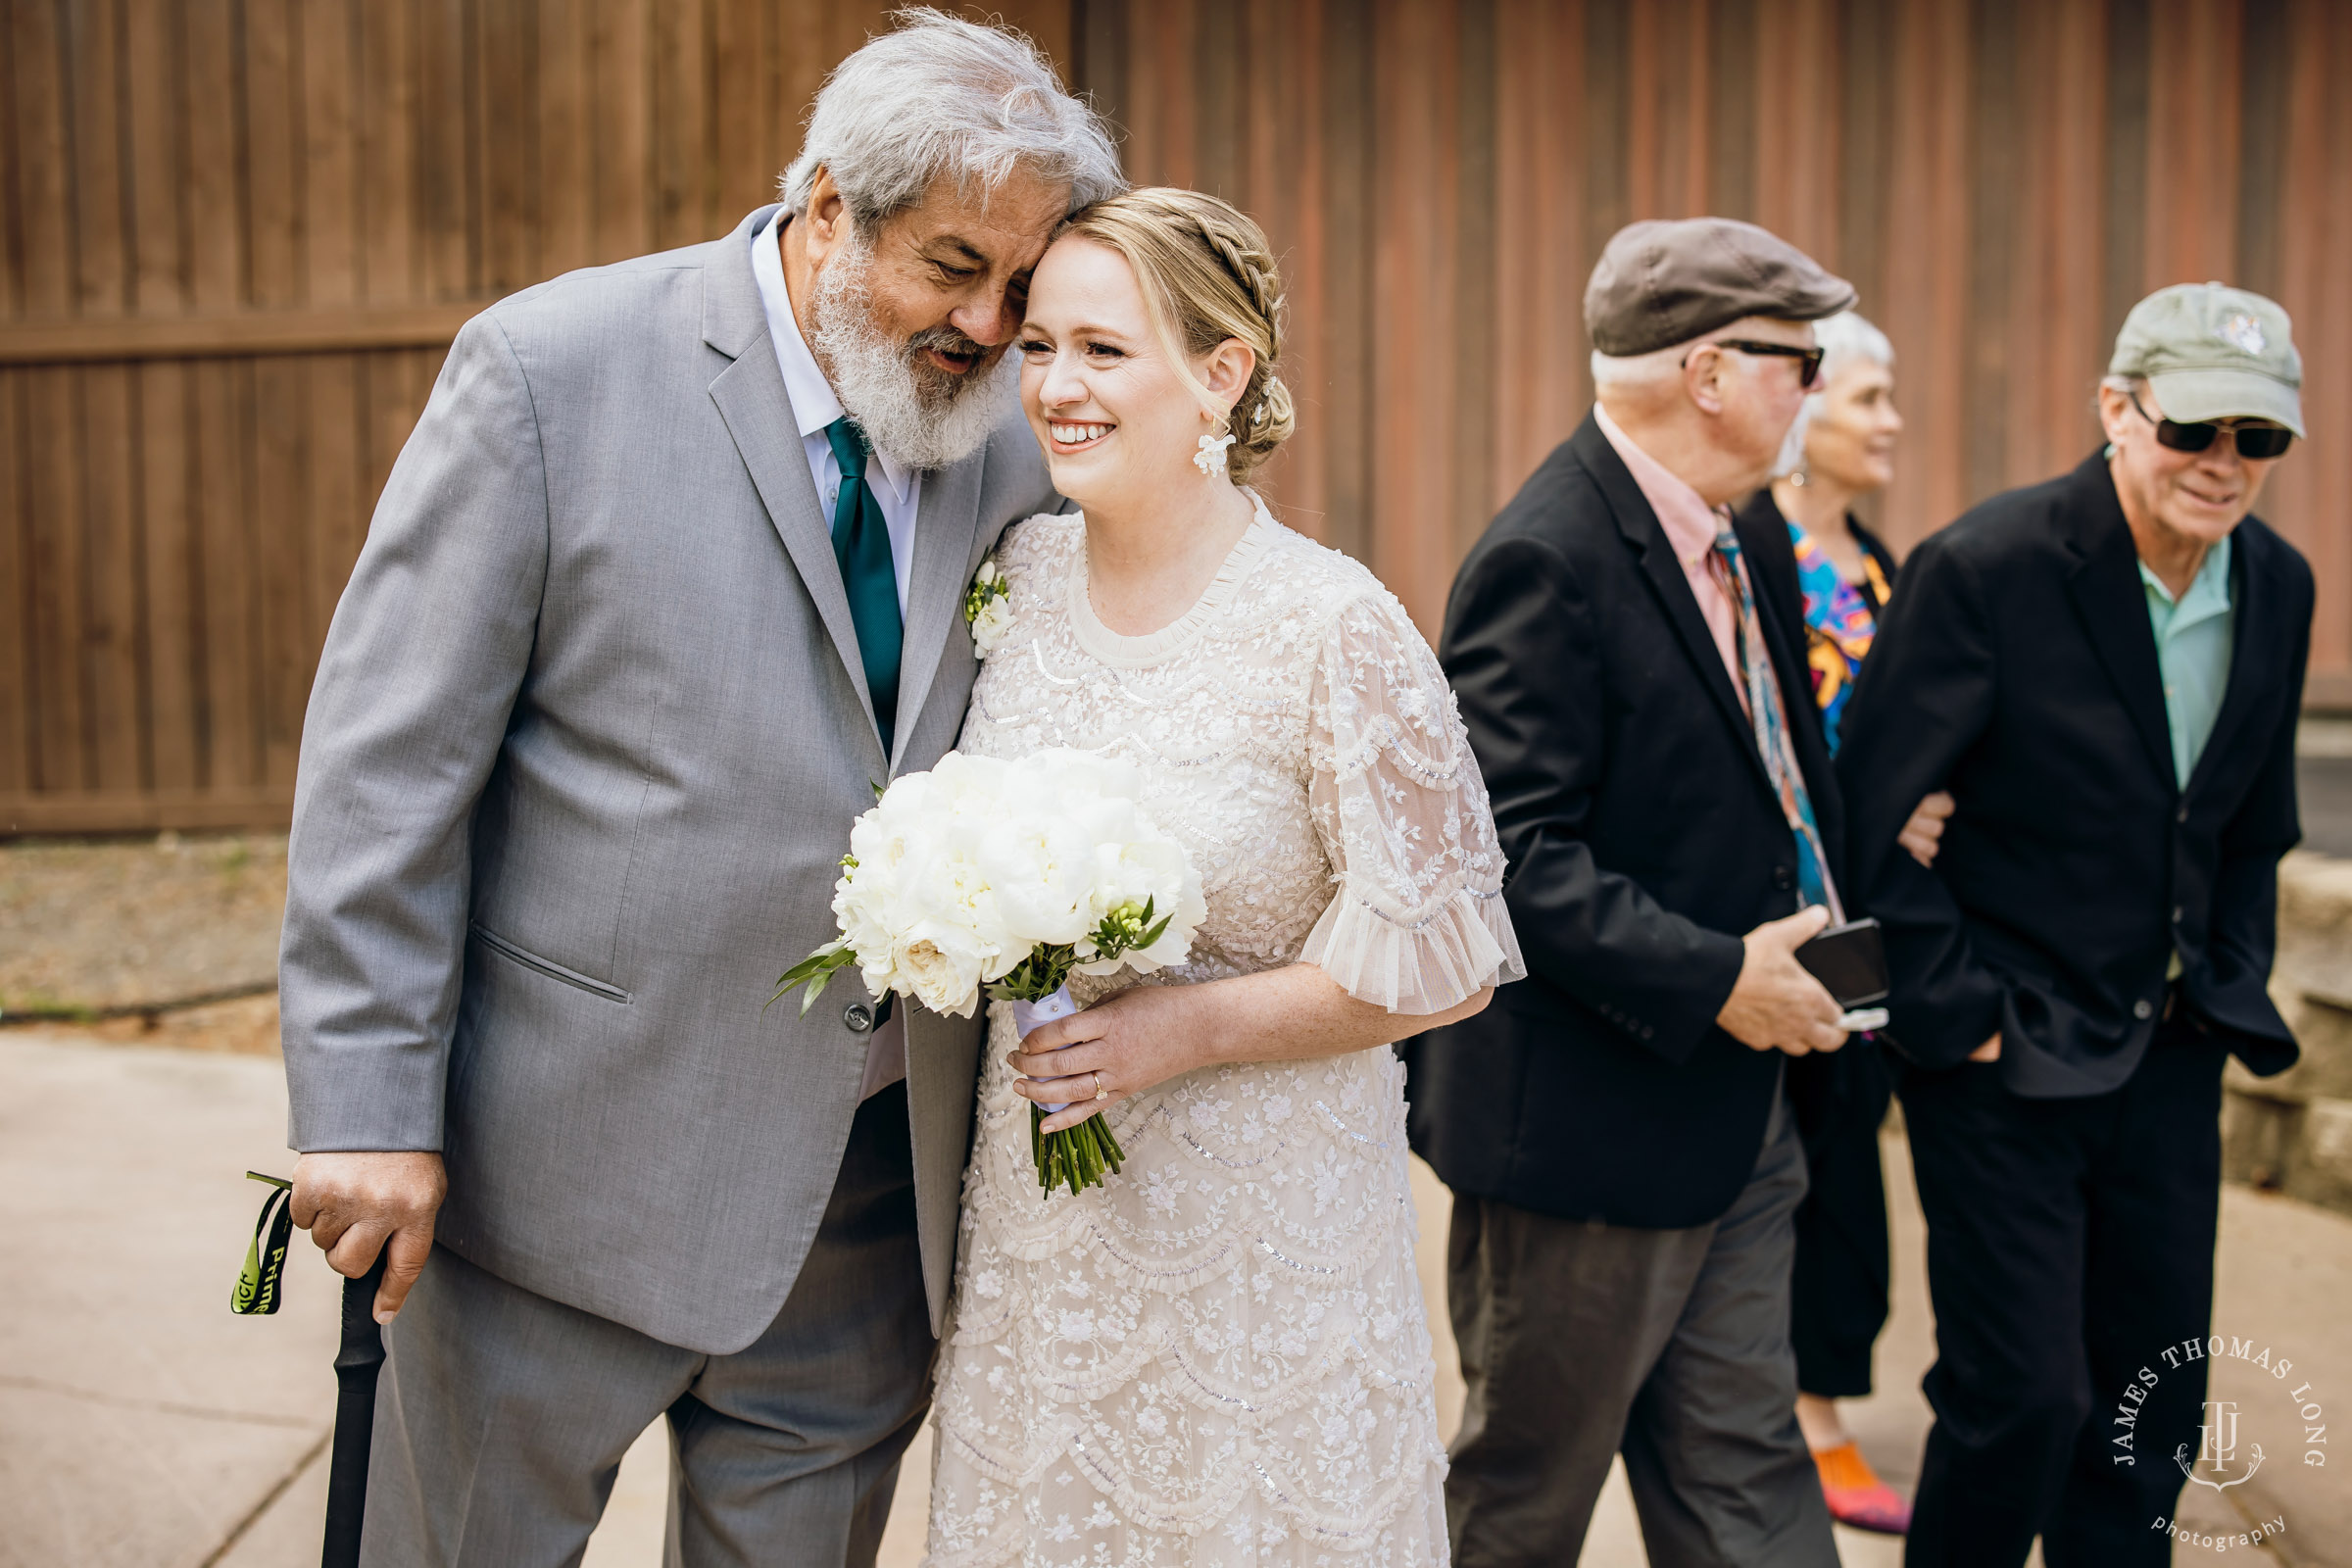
[1403,414,1844,1229]
[1837,453,2307,1095]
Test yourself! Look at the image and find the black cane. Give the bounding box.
[321,1251,389,1568]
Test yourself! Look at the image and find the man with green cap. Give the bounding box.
[1836,282,2310,1566]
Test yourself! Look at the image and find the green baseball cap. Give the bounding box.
[2110,281,2303,437]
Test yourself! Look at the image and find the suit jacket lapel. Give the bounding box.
[890,453,984,765]
[1572,418,1776,797]
[2059,459,2176,791]
[704,207,880,747]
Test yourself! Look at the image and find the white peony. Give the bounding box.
[808,745,1201,1019]
[888,918,990,1016]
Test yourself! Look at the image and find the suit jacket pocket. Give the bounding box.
[468,923,632,1004]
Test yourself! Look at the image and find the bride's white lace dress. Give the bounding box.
[922,499,1524,1567]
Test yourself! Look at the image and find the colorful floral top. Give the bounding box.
[1791,516,1895,754]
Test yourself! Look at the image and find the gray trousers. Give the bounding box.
[1445,1085,1837,1568]
[361,1083,932,1568]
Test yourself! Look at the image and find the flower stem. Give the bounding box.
[1032,1105,1126,1199]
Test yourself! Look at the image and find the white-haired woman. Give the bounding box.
[1744,311,1905,748]
[1734,309,1928,1537]
[920,187,1523,1565]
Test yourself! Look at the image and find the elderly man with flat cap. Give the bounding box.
[1837,284,2311,1567]
[1407,218,1868,1566]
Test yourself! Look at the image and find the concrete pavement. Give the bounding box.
[4,1029,2344,1566]
[0,1035,336,1568]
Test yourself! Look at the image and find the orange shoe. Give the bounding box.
[1812,1441,1912,1535]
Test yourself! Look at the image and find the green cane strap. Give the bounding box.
[232,1171,294,1315]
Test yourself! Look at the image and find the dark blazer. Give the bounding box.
[1403,414,1843,1229]
[1836,452,2307,1095]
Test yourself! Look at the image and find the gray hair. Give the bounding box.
[1589,342,1687,395]
[1773,310,1896,477]
[779,8,1123,231]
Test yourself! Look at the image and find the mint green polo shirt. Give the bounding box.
[2139,533,2234,789]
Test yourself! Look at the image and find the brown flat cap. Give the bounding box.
[1585,218,1856,357]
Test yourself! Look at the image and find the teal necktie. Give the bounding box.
[823,417,902,749]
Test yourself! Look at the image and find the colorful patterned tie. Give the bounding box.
[1710,525,1842,921]
[824,417,902,750]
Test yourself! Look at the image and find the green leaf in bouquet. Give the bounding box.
[1084,897,1148,962]
[1136,909,1173,952]
[768,940,858,1016]
[988,940,1081,1004]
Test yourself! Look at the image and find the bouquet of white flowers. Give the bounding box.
[774,748,1205,1197]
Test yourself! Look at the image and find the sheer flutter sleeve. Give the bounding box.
[1298,589,1527,1013]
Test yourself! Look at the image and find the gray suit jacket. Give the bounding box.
[280,205,1057,1353]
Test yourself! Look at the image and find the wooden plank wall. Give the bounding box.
[0,0,1068,832]
[1077,0,2352,687]
[5,0,2350,833]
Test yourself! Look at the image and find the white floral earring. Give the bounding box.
[1194,422,1237,476]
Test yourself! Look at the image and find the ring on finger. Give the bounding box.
[1093,1070,1108,1102]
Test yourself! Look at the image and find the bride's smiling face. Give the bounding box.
[1016,236,1250,509]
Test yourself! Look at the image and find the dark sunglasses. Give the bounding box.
[1684,338,1825,388]
[2129,390,2293,460]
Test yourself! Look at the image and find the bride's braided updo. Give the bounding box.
[1058,187,1295,481]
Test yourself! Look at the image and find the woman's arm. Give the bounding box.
[1011,965,1494,1136]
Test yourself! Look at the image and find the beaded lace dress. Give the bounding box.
[922,499,1525,1567]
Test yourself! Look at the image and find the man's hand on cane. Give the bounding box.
[291,1152,447,1325]
[1717,906,1848,1056]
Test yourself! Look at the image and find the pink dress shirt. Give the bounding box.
[1592,403,1748,714]
[1593,404,1847,918]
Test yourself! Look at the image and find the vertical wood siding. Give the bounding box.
[4,0,2349,832]
[1082,0,2352,666]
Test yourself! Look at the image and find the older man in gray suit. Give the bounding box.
[277,14,1120,1564]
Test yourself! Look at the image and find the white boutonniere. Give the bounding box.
[964,557,1012,657]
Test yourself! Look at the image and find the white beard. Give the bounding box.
[809,241,1016,471]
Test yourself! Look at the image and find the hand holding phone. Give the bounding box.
[1794,917,1891,1033]
[1717,907,1848,1055]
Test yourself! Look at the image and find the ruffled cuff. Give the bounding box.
[1299,882,1528,1016]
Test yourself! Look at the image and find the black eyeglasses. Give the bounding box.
[1684,338,1826,388]
[2129,390,2293,460]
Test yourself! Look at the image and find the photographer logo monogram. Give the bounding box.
[2189,1399,2259,1488]
[2111,1333,2326,1551]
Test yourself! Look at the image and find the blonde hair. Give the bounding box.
[1058,187,1295,480]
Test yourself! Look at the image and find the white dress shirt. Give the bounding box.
[750,208,922,613]
[752,208,912,1097]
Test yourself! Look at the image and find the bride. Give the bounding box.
[921,187,1524,1566]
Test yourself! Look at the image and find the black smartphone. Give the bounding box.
[1793,916,1889,1009]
